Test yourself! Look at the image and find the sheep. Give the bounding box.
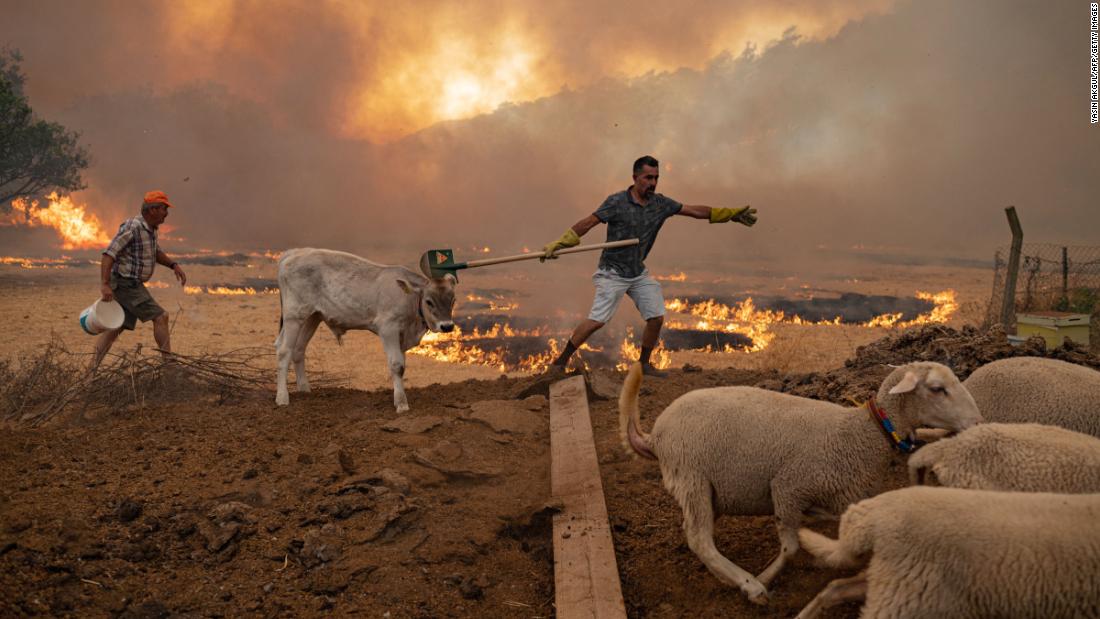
[618,361,982,605]
[909,422,1100,493]
[963,356,1100,437]
[796,486,1100,619]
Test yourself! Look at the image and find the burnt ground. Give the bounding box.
[2,325,1097,618]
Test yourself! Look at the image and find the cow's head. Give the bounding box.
[397,273,456,332]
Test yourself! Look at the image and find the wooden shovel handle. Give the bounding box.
[463,239,639,269]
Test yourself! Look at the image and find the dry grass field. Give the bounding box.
[0,257,994,388]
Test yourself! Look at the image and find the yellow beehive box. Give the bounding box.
[1016,311,1091,348]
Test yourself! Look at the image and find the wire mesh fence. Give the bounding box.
[986,244,1100,347]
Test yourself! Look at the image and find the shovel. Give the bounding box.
[419,239,639,280]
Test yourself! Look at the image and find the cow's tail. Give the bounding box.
[275,289,284,348]
[619,363,657,460]
[327,325,344,346]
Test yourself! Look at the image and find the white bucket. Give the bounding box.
[79,299,125,335]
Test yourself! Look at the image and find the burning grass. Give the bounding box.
[0,339,346,426]
[410,289,960,373]
[0,256,95,269]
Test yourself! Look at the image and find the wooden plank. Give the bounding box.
[549,375,627,619]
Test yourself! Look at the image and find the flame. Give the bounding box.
[615,328,672,371]
[465,293,519,312]
[184,285,278,295]
[655,271,687,282]
[407,289,959,373]
[663,289,958,353]
[5,193,110,249]
[410,322,560,373]
[864,313,903,328]
[665,297,784,352]
[418,322,552,343]
[0,255,82,269]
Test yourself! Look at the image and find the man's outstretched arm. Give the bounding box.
[678,204,757,226]
[542,214,603,260]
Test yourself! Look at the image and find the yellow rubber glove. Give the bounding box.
[710,206,757,227]
[541,228,581,262]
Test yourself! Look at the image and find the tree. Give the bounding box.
[0,48,89,207]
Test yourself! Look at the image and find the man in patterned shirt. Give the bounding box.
[92,190,188,368]
[541,155,757,377]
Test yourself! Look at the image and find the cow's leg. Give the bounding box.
[380,329,410,413]
[293,313,322,393]
[276,318,301,406]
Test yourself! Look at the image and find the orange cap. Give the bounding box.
[143,190,174,208]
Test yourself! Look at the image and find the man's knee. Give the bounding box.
[153,311,169,325]
[646,315,664,325]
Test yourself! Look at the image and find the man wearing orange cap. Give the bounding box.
[92,190,187,368]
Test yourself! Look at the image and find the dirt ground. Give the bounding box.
[1,363,863,618]
[5,257,1078,618]
[7,323,1096,618]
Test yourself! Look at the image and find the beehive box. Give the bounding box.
[1016,311,1091,348]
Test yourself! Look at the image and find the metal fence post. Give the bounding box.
[1000,207,1023,331]
[1061,246,1069,309]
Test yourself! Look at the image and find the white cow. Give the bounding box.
[275,248,456,412]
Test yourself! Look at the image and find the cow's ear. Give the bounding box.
[396,279,417,294]
[443,273,456,286]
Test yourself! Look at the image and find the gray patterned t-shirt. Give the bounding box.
[593,189,682,278]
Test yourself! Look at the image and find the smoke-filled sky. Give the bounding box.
[1,0,1097,267]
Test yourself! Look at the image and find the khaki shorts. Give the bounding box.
[587,268,665,323]
[110,274,165,330]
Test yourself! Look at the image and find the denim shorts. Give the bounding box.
[587,268,665,323]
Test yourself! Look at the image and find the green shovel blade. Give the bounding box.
[427,249,455,268]
[420,249,465,280]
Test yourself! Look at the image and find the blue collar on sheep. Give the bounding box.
[866,399,922,453]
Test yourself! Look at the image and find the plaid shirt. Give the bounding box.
[104,216,158,281]
[594,189,682,278]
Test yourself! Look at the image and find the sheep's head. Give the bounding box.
[877,362,983,433]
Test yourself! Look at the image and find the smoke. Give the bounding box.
[1,0,1096,276]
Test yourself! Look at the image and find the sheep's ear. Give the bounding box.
[889,370,921,394]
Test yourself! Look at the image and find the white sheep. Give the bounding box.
[909,422,1100,493]
[618,361,982,605]
[796,486,1100,619]
[964,356,1100,437]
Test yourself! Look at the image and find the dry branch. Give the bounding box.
[0,338,346,426]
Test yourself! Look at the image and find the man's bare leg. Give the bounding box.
[570,319,605,348]
[641,315,663,348]
[152,312,171,357]
[92,327,123,370]
[639,316,667,377]
[549,318,605,371]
